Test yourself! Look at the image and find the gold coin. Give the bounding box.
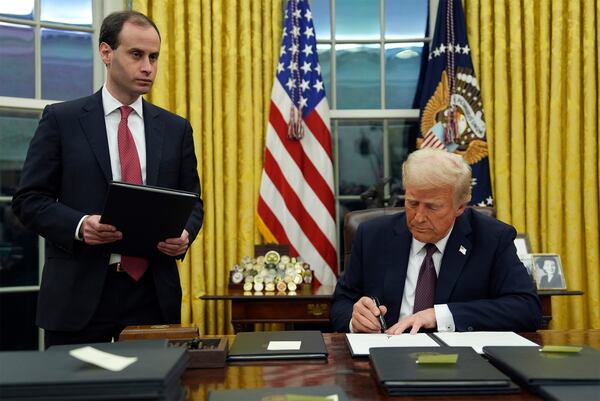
[264,250,281,264]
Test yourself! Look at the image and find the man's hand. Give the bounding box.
[351,296,388,333]
[385,308,436,335]
[158,229,189,257]
[81,215,122,245]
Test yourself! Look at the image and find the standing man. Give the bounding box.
[331,148,541,334]
[12,11,204,347]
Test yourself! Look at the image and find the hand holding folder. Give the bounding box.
[99,181,199,257]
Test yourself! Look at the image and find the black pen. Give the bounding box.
[371,296,387,333]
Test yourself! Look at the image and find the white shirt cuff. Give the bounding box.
[434,304,455,332]
[75,215,88,241]
[349,319,354,333]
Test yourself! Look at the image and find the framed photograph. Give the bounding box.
[531,253,566,290]
[514,233,532,255]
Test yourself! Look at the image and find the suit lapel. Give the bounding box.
[143,100,164,186]
[383,213,412,324]
[79,91,112,183]
[436,209,473,303]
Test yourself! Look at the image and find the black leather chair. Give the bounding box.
[342,206,496,269]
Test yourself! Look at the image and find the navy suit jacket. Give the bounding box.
[12,90,204,331]
[331,208,542,332]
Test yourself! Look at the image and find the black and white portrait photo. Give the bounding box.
[532,254,566,290]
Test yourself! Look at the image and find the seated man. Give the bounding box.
[331,148,542,334]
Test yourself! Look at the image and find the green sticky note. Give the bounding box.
[416,354,459,364]
[540,345,582,353]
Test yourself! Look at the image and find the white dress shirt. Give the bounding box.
[398,227,455,332]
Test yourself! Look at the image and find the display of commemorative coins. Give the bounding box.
[229,250,314,293]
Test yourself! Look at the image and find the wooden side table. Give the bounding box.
[201,286,335,333]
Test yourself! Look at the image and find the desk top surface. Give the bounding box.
[182,329,600,401]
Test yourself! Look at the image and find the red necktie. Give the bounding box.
[413,243,437,313]
[117,105,148,281]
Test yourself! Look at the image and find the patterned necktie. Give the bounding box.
[117,106,148,281]
[413,243,438,313]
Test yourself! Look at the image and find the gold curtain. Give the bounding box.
[465,0,600,329]
[132,0,283,334]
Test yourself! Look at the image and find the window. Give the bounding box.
[311,0,431,268]
[0,0,105,350]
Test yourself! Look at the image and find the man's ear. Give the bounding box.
[99,42,112,66]
[455,202,467,217]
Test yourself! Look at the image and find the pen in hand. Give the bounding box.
[371,296,387,333]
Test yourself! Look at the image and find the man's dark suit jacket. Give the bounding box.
[12,90,204,332]
[331,208,542,332]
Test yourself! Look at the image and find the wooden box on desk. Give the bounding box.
[170,337,228,368]
[119,324,198,341]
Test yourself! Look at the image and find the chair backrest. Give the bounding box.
[342,206,496,269]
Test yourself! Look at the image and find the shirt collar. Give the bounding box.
[102,85,144,118]
[411,224,455,256]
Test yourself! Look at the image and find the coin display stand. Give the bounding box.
[229,250,314,293]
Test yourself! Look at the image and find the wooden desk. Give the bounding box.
[202,288,582,331]
[182,330,600,401]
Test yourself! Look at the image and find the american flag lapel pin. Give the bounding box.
[459,245,467,255]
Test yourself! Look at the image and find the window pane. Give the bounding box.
[336,44,380,109]
[41,28,93,101]
[311,0,330,40]
[385,0,428,39]
[385,43,423,109]
[41,0,92,26]
[0,202,40,287]
[0,291,38,350]
[336,120,383,195]
[388,119,419,198]
[0,109,39,196]
[0,1,34,20]
[0,23,35,98]
[317,44,331,101]
[335,0,380,40]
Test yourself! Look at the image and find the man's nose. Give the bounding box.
[413,206,428,222]
[141,57,152,73]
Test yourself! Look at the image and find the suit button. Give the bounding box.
[467,326,474,331]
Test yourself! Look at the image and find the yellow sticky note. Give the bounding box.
[416,354,459,364]
[540,345,582,353]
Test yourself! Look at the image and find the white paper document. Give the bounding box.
[345,333,439,356]
[433,331,539,354]
[267,341,302,351]
[69,346,138,372]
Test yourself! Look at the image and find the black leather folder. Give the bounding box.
[227,330,328,361]
[100,181,198,257]
[208,385,349,401]
[538,384,600,401]
[369,346,519,396]
[483,346,600,389]
[0,341,188,400]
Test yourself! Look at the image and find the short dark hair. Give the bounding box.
[99,10,161,49]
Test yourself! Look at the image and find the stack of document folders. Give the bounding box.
[0,340,188,401]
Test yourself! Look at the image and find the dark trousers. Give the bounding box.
[44,267,164,348]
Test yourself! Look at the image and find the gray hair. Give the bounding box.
[402,148,472,205]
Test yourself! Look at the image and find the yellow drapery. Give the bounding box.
[132,0,283,334]
[465,0,600,329]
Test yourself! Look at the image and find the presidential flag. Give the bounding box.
[257,0,337,285]
[419,0,493,206]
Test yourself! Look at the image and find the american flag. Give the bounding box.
[257,0,337,286]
